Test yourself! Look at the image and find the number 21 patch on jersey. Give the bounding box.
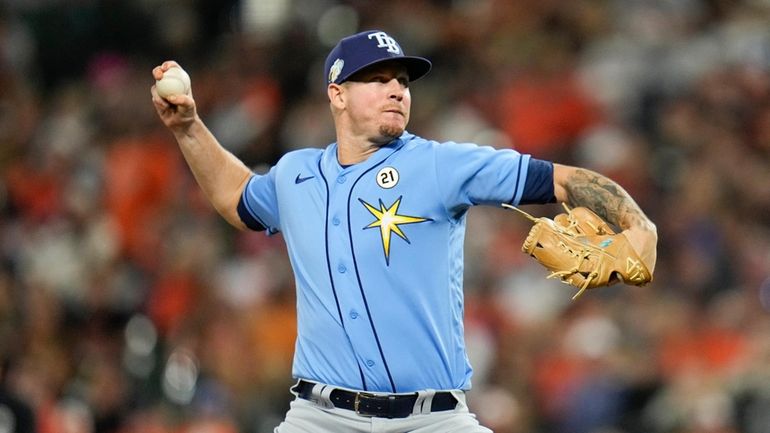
[376,166,399,189]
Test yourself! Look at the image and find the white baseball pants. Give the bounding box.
[274,386,493,433]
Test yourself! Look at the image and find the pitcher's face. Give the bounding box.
[341,62,411,144]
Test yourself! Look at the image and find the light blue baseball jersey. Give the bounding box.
[237,132,554,393]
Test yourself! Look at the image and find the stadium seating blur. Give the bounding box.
[0,1,769,432]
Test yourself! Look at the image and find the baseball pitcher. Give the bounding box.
[151,30,657,433]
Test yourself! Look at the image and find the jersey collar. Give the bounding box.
[322,131,414,177]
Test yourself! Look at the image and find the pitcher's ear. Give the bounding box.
[328,83,346,110]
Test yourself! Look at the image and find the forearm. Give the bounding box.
[174,117,252,229]
[554,165,649,229]
[553,164,657,271]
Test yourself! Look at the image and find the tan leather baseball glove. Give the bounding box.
[502,204,652,299]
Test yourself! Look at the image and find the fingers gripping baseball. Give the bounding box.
[151,61,197,131]
[503,203,652,300]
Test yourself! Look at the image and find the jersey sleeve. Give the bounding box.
[434,142,555,213]
[237,167,280,234]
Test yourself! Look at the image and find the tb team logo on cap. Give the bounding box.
[324,30,432,85]
[367,31,401,54]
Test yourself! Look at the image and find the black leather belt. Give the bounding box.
[293,380,459,418]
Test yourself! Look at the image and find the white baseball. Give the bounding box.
[156,66,191,98]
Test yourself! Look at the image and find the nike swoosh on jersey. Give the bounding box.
[295,174,315,184]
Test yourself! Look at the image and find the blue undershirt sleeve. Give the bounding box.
[237,194,267,231]
[519,158,556,205]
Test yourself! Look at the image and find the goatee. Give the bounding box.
[378,125,403,142]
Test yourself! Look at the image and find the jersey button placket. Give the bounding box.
[327,168,382,384]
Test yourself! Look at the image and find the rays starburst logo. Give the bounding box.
[358,196,432,265]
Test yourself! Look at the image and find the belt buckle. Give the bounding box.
[353,392,384,417]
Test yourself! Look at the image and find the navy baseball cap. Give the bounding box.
[324,30,432,85]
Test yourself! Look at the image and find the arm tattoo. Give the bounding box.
[564,169,649,230]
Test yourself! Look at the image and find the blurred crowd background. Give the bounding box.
[1,0,770,432]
